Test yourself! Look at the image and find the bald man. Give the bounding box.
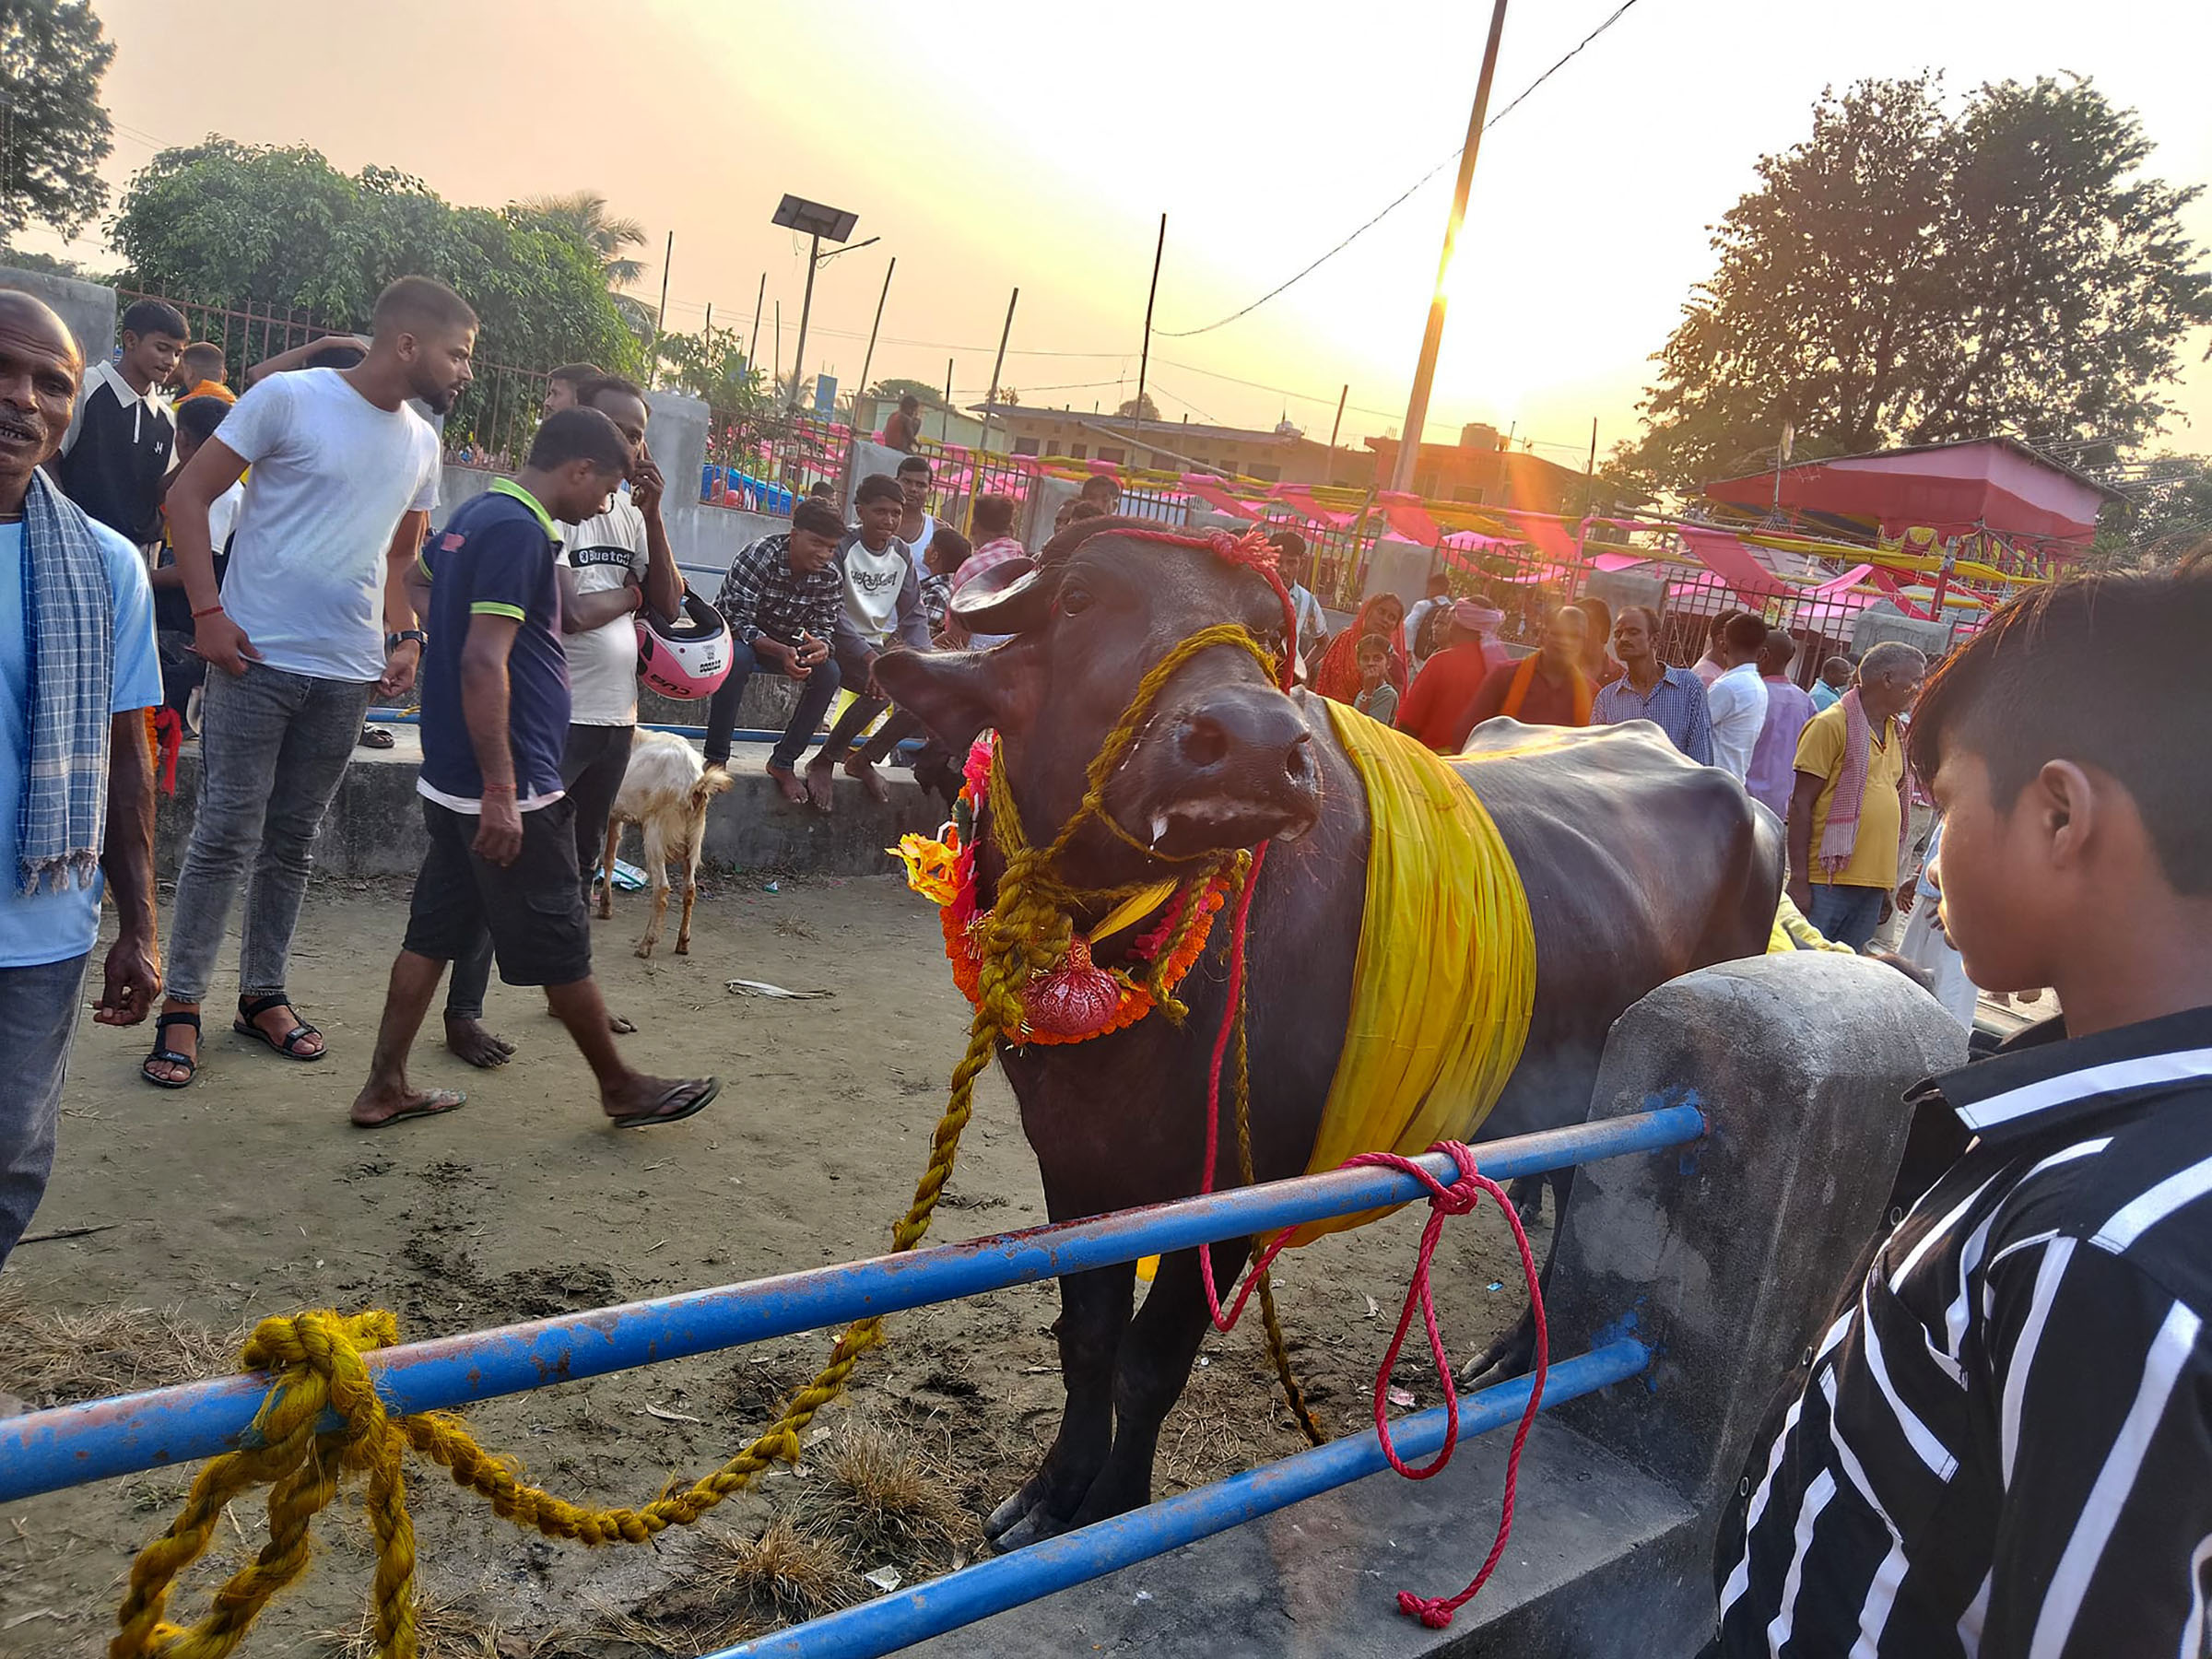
[0,292,163,1266]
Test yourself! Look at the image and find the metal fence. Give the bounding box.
[703,408,849,512]
[116,289,340,387]
[441,359,550,473]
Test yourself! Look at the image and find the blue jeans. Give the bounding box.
[0,953,90,1267]
[703,640,843,771]
[165,661,377,1004]
[1807,883,1886,952]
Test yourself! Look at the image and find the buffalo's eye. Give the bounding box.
[1059,585,1095,616]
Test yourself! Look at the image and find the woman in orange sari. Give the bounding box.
[1310,593,1408,703]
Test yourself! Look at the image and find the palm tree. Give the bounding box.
[515,190,648,288]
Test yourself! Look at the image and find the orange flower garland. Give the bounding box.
[896,735,1241,1046]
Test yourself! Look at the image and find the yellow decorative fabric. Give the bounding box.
[1291,701,1538,1244]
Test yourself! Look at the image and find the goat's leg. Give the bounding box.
[595,818,621,921]
[986,1262,1135,1549]
[675,834,701,955]
[636,822,669,959]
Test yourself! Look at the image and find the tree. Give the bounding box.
[2095,453,2212,567]
[0,0,114,240]
[1117,392,1160,421]
[867,376,947,409]
[509,190,653,335]
[657,325,766,411]
[1631,76,2212,492]
[110,142,641,374]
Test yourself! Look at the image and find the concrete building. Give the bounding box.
[1362,421,1589,512]
[972,402,1371,487]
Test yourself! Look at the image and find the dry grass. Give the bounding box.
[323,1588,526,1657]
[797,1420,981,1566]
[0,1279,233,1408]
[706,1513,859,1625]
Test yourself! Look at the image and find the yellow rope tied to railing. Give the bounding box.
[112,622,1285,1659]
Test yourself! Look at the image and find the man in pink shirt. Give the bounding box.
[1746,627,1816,819]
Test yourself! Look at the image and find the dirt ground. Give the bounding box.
[0,873,1533,1657]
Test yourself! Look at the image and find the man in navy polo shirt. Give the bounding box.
[348,408,718,1131]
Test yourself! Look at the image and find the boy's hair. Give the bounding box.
[1426,570,1453,595]
[932,526,973,571]
[806,480,834,500]
[121,298,188,341]
[550,361,604,388]
[971,493,1017,536]
[1821,653,1853,681]
[174,394,230,446]
[304,341,365,371]
[1079,474,1122,504]
[1355,633,1389,662]
[791,498,846,540]
[1722,611,1770,653]
[1708,607,1743,643]
[526,406,631,475]
[577,374,645,408]
[1267,528,1308,561]
[179,342,226,382]
[1907,561,2212,893]
[372,276,477,337]
[1616,603,1663,634]
[896,453,932,480]
[854,473,904,507]
[1061,498,1104,523]
[898,393,920,412]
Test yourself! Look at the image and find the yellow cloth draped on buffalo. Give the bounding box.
[1286,701,1537,1245]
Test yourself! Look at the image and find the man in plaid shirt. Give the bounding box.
[703,497,847,803]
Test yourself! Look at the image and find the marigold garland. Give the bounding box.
[894,733,1243,1045]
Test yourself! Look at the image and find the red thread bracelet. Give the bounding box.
[192,604,225,619]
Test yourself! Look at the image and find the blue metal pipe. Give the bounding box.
[717,1338,1653,1659]
[0,1107,1699,1504]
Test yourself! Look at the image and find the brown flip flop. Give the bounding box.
[353,1090,466,1130]
[607,1077,721,1130]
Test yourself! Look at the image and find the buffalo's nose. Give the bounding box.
[1170,690,1317,795]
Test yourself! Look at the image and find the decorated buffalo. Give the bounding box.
[875,519,1779,1548]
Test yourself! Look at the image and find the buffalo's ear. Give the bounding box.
[875,644,1041,752]
[951,561,1054,635]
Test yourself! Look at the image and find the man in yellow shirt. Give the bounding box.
[1784,641,1926,949]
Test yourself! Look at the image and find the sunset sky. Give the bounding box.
[19,0,2212,467]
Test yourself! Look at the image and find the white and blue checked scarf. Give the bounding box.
[15,469,116,895]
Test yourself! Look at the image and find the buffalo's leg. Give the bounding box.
[1058,1236,1249,1532]
[986,1260,1135,1547]
[1459,1167,1572,1386]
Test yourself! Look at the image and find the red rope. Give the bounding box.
[1194,839,1550,1630]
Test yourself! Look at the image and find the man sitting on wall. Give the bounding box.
[703,498,849,805]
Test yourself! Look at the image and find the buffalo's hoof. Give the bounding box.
[988,1500,1072,1554]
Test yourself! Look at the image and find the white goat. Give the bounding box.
[596,731,735,958]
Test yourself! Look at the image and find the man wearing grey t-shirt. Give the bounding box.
[141,276,475,1089]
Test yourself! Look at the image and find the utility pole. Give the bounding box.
[773,303,782,404]
[1325,382,1348,479]
[979,288,1019,456]
[788,232,822,414]
[649,230,674,391]
[856,257,896,422]
[941,357,954,443]
[1135,213,1165,429]
[747,272,765,376]
[1389,0,1510,496]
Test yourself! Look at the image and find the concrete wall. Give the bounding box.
[1850,599,1953,660]
[0,265,116,371]
[1362,535,1436,609]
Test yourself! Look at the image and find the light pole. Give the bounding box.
[771,194,862,415]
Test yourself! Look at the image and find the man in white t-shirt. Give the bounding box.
[1703,610,1772,784]
[143,276,475,1089]
[895,453,935,582]
[439,376,683,1065]
[803,473,930,810]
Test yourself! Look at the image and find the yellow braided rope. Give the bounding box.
[112,619,1287,1659]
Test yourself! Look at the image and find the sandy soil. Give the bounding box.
[0,874,1532,1657]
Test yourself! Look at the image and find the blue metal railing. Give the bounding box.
[0,1106,1699,1505]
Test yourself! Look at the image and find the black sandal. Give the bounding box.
[232,994,326,1062]
[359,725,395,749]
[140,1010,201,1089]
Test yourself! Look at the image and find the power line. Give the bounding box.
[1155,0,1648,339]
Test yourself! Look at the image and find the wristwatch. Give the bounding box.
[385,629,429,654]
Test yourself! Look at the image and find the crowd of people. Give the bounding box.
[6,274,2212,1656]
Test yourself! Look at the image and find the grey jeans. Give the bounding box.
[0,953,89,1268]
[165,662,376,1005]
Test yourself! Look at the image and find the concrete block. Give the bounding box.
[847,440,905,515]
[1849,600,1951,660]
[1363,536,1436,610]
[0,266,115,370]
[643,391,709,504]
[1547,952,1966,1514]
[1581,568,1665,620]
[1024,476,1080,547]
